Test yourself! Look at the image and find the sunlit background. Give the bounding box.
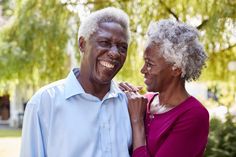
[0,0,236,156]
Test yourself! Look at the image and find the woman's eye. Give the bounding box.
[147,63,152,67]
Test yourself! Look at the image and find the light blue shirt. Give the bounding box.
[20,69,132,157]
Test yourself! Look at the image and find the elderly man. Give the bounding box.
[20,7,132,157]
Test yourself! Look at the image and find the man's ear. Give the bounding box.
[171,66,182,77]
[79,36,86,53]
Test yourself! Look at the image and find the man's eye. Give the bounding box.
[98,41,110,47]
[118,45,128,53]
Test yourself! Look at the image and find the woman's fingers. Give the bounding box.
[119,82,134,92]
[124,82,139,92]
[137,86,143,91]
[118,84,126,91]
[127,92,148,123]
[118,82,143,92]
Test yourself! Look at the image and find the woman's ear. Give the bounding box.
[79,36,86,53]
[171,66,182,77]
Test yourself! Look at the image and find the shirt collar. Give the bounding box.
[64,68,124,99]
[105,80,124,99]
[64,68,85,99]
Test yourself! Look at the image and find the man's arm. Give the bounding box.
[20,102,46,157]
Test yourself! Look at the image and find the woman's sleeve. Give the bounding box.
[132,146,150,157]
[154,107,209,157]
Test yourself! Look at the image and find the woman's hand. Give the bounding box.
[126,91,148,150]
[118,82,143,93]
[119,82,148,150]
[126,92,148,124]
[119,82,147,122]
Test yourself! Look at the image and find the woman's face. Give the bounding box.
[141,42,174,92]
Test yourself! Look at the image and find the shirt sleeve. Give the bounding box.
[20,101,47,157]
[132,106,209,157]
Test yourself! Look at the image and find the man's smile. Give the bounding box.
[99,60,115,69]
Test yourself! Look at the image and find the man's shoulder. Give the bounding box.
[29,79,66,104]
[110,80,126,97]
[40,79,65,92]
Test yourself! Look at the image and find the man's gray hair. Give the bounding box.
[147,19,207,81]
[78,7,130,42]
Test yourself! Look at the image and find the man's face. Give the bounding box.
[81,22,128,85]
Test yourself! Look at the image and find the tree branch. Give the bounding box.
[197,19,209,30]
[213,43,236,53]
[159,0,179,21]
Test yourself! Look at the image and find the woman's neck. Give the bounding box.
[159,80,189,107]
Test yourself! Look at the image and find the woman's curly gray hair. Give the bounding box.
[147,19,207,81]
[78,7,130,42]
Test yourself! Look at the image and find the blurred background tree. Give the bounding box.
[0,0,235,87]
[0,0,73,89]
[205,114,236,157]
[1,0,235,87]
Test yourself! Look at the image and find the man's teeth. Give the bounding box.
[100,61,114,68]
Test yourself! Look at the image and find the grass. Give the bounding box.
[0,129,22,137]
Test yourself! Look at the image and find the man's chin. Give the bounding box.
[93,76,113,85]
[95,70,118,84]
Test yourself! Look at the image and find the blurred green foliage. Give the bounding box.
[205,113,236,157]
[0,0,235,92]
[0,0,73,88]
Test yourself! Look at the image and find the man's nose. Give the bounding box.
[108,45,120,58]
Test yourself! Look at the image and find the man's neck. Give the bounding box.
[77,74,111,100]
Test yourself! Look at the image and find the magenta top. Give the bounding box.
[132,94,209,157]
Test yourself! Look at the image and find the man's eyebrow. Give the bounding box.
[96,36,110,40]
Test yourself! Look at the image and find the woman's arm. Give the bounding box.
[126,91,147,150]
[119,82,149,156]
[154,107,209,157]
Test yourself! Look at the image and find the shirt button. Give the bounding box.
[149,114,154,119]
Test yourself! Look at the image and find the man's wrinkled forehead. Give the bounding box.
[94,22,128,41]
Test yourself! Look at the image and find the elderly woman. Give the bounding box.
[120,19,209,157]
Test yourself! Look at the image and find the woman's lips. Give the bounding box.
[144,77,150,85]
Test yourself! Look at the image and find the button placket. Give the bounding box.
[99,102,112,156]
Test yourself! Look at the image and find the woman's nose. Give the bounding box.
[141,64,146,74]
